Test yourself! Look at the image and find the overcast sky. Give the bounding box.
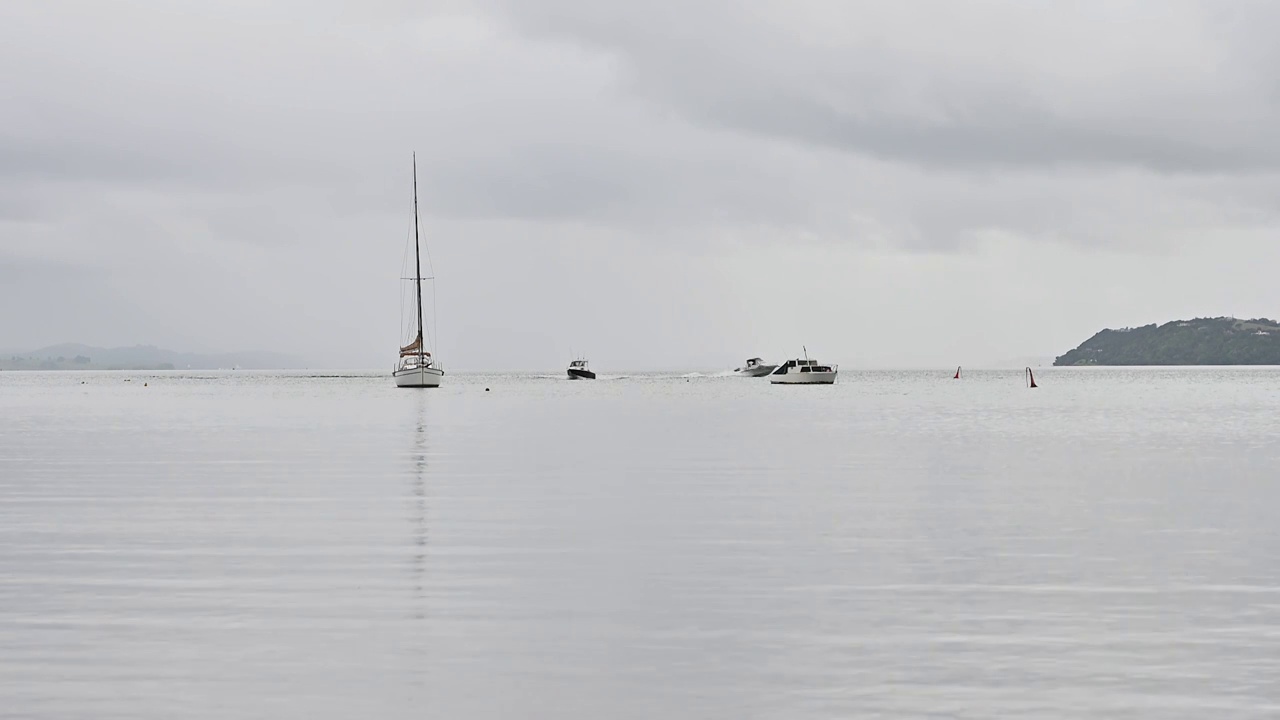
[4,1,1279,369]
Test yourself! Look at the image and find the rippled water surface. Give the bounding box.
[2,368,1279,718]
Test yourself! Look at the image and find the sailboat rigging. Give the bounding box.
[393,153,445,388]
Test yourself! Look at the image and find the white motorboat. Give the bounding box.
[734,357,777,377]
[393,154,444,389]
[769,348,837,384]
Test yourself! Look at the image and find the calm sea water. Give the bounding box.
[2,367,1279,718]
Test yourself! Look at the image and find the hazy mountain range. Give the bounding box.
[0,344,303,370]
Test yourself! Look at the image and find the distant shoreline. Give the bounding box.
[0,363,310,372]
[1054,317,1280,366]
[3,343,302,372]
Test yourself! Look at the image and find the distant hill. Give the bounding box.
[1055,317,1280,366]
[0,343,303,370]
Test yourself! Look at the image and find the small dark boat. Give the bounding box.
[567,359,596,380]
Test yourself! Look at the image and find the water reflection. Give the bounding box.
[409,393,430,619]
[6,370,1280,718]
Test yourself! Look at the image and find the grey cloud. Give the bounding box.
[485,0,1280,174]
[9,0,1275,245]
[4,0,1280,368]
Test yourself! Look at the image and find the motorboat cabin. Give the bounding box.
[567,359,596,380]
[734,357,778,377]
[769,358,837,384]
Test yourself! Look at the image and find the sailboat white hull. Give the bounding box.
[393,366,444,388]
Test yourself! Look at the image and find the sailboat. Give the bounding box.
[393,154,445,388]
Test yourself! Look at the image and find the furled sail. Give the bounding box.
[400,332,430,358]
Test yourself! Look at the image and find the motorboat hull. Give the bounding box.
[736,364,777,377]
[567,368,596,380]
[394,366,444,388]
[770,370,836,384]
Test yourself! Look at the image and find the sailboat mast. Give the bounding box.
[412,153,425,362]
